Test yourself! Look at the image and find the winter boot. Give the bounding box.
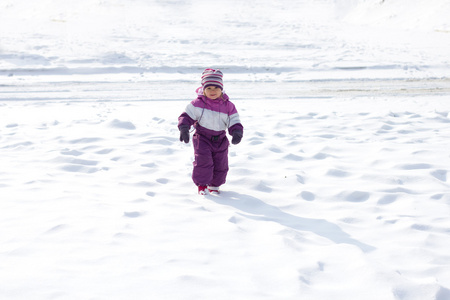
[208,186,220,194]
[198,185,208,195]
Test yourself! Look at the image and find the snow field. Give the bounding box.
[1,95,450,299]
[1,0,450,299]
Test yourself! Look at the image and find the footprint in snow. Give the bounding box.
[109,119,136,130]
[430,170,447,182]
[341,191,370,202]
[377,194,398,205]
[123,211,144,218]
[156,178,169,184]
[299,191,315,201]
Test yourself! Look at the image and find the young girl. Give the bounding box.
[178,68,244,195]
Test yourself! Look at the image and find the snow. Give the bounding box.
[1,0,450,299]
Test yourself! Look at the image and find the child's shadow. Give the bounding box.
[210,191,375,253]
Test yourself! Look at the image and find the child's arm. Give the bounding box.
[178,101,199,144]
[178,112,195,129]
[227,102,243,145]
[178,112,195,143]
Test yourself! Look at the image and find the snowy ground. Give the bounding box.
[1,1,450,299]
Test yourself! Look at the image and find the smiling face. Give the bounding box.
[203,85,222,100]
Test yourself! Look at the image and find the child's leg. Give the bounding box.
[210,139,229,187]
[191,134,214,186]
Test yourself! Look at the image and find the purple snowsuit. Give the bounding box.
[178,88,244,187]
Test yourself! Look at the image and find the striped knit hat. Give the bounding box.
[201,68,223,90]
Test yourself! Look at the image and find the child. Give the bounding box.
[178,68,244,195]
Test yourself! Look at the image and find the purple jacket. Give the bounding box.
[178,87,243,138]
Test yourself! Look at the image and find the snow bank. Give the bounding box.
[1,0,449,81]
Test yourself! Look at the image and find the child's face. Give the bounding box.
[204,86,222,100]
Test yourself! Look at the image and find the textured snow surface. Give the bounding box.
[1,1,450,299]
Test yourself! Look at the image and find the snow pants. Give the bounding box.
[192,132,229,187]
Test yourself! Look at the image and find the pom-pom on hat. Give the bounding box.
[201,68,223,90]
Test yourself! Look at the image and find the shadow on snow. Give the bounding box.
[210,191,376,253]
